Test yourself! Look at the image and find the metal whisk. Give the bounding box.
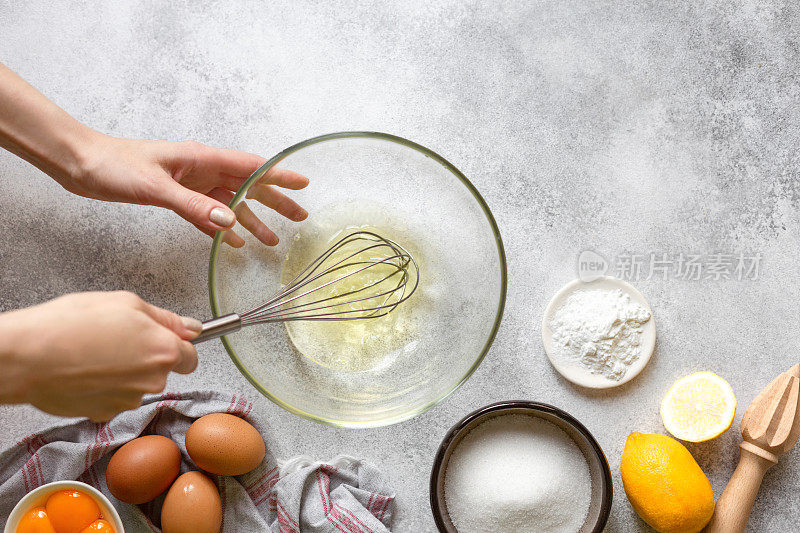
[192,231,419,344]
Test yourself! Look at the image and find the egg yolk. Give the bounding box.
[78,520,115,533]
[16,507,56,533]
[45,490,100,533]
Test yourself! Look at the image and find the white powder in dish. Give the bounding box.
[549,289,651,381]
[444,415,591,533]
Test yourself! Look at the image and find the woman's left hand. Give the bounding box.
[71,135,309,247]
[0,63,308,246]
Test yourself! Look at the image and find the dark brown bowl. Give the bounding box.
[429,401,612,532]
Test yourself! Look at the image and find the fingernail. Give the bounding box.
[210,207,235,227]
[181,316,203,333]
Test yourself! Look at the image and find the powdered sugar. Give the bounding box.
[549,289,651,381]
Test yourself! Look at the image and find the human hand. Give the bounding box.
[0,64,308,245]
[0,291,201,421]
[72,135,309,247]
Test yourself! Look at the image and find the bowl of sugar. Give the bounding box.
[430,401,612,533]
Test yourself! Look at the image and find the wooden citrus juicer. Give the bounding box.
[706,363,800,532]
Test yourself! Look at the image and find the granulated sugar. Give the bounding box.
[444,414,591,533]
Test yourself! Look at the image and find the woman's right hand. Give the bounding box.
[0,291,201,421]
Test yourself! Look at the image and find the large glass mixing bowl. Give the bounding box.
[209,132,506,427]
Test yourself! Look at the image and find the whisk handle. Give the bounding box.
[191,313,242,344]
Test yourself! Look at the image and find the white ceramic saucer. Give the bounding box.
[541,276,656,389]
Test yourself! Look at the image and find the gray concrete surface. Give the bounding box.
[1,1,799,531]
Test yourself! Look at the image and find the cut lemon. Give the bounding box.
[660,372,736,442]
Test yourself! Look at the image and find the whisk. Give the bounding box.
[191,231,419,344]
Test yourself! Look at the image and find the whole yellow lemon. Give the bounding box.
[621,433,714,533]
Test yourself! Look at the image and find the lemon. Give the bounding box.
[661,372,736,442]
[621,433,714,533]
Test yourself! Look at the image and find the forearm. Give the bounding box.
[0,309,34,405]
[0,62,98,188]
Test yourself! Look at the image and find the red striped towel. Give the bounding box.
[0,391,395,532]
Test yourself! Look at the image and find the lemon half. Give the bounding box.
[660,372,736,442]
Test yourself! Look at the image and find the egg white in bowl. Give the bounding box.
[210,132,507,428]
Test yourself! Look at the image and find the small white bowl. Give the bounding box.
[542,276,656,389]
[4,480,124,533]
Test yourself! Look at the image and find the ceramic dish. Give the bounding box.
[4,480,124,533]
[430,401,612,533]
[542,276,656,388]
[209,132,507,428]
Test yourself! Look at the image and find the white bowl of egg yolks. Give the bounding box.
[4,481,124,533]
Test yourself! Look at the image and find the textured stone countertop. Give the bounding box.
[1,1,799,531]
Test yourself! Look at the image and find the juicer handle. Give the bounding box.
[705,443,776,533]
[191,313,242,344]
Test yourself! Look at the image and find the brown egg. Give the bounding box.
[185,413,265,476]
[160,471,221,533]
[105,435,180,504]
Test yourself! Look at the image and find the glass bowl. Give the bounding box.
[209,132,506,427]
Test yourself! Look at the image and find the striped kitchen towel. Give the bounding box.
[269,455,395,533]
[0,391,395,532]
